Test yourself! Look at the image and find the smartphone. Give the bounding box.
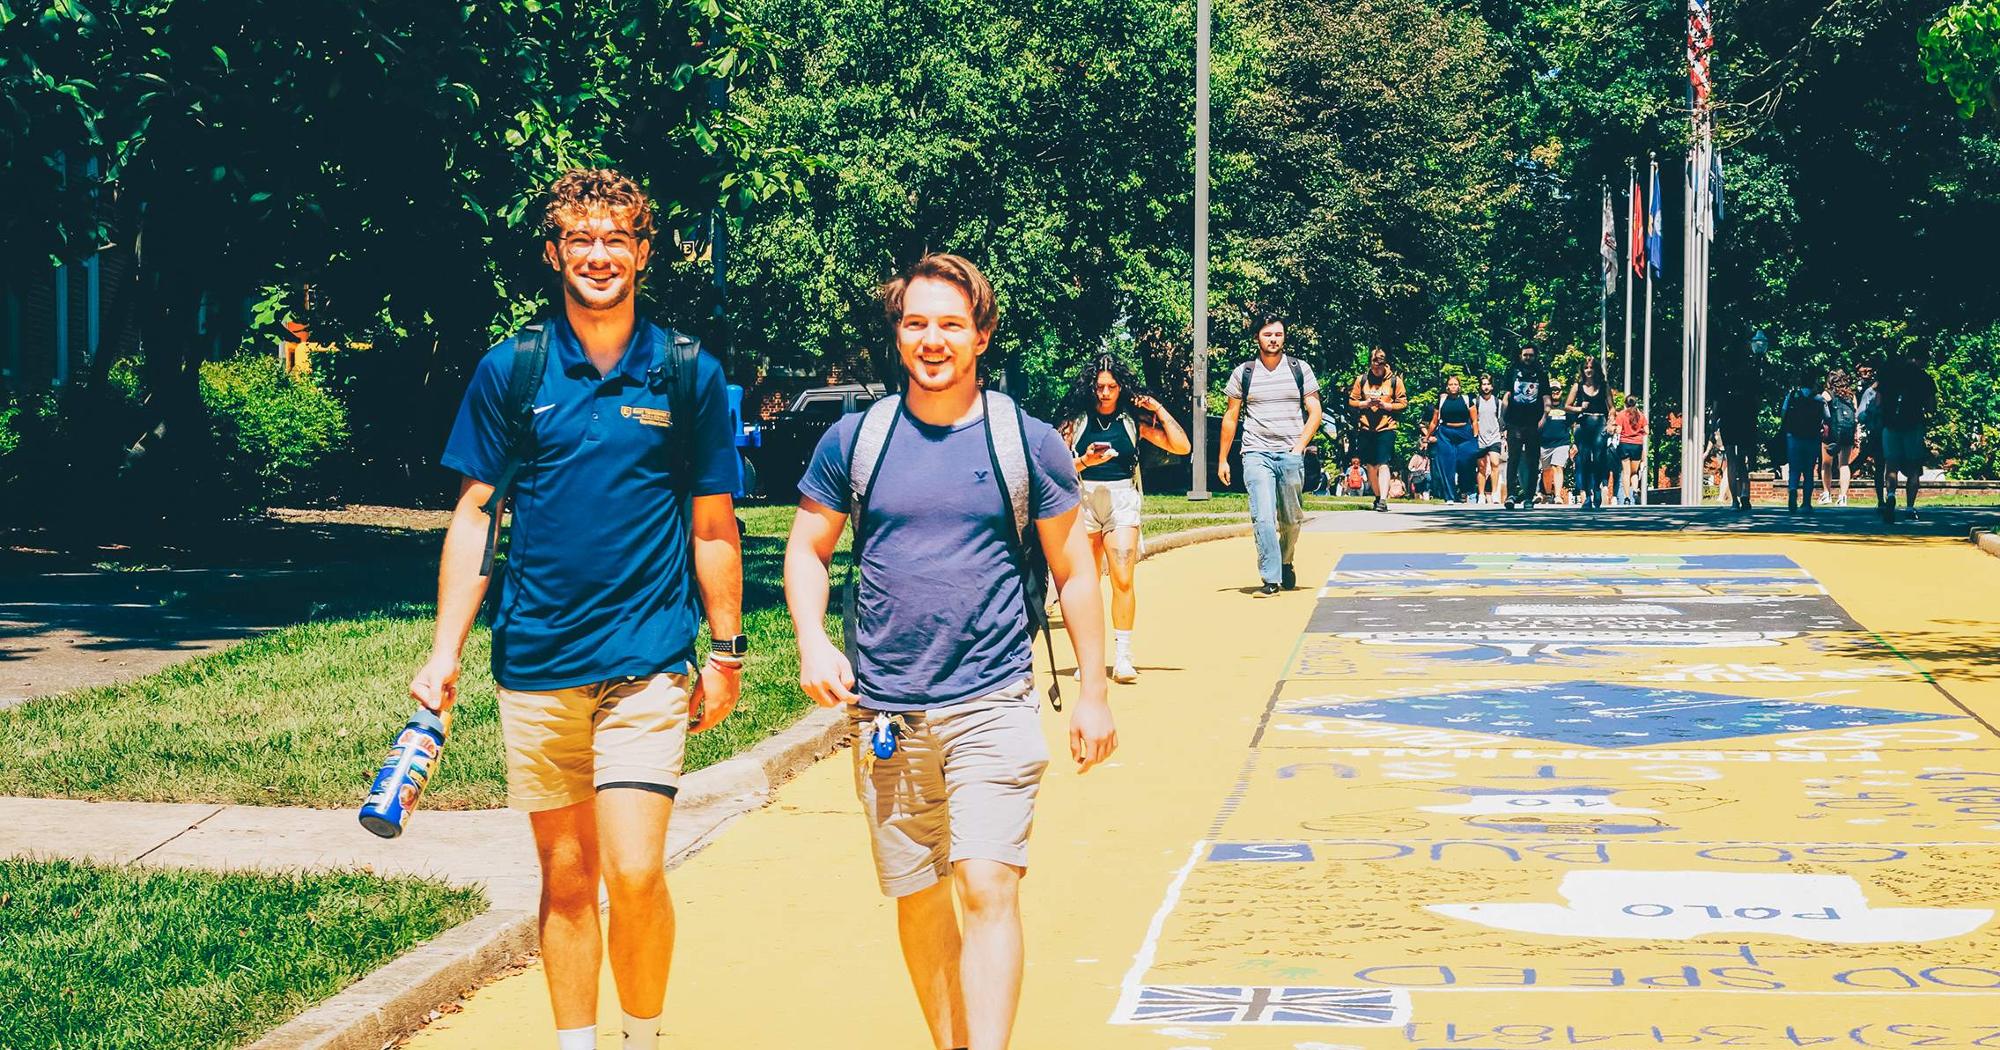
[1088,442,1117,459]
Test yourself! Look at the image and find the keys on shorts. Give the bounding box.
[866,712,907,763]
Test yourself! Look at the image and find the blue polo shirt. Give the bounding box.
[442,317,737,691]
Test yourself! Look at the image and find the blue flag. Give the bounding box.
[1646,163,1664,278]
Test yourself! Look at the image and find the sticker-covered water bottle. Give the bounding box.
[358,706,450,839]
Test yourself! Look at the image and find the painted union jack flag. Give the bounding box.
[1123,985,1407,1026]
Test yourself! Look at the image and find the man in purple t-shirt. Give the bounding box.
[786,253,1116,1050]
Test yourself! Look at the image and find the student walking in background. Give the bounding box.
[1424,374,1478,504]
[1500,345,1552,510]
[1819,369,1859,507]
[1218,314,1323,593]
[1875,347,1938,523]
[1564,358,1611,509]
[1715,360,1759,512]
[1474,374,1505,505]
[1780,371,1824,514]
[1346,348,1408,513]
[1614,394,1648,505]
[1060,357,1191,684]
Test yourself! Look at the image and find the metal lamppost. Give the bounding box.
[1188,0,1213,501]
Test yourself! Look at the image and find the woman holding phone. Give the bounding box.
[1062,356,1191,684]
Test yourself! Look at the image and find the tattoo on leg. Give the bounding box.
[1107,545,1139,571]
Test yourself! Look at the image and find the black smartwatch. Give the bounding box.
[712,634,750,659]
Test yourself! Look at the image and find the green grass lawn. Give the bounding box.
[0,502,1249,808]
[0,858,483,1050]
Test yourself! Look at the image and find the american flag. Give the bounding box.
[1688,0,1714,112]
[1123,985,1406,1026]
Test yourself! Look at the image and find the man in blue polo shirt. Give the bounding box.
[409,169,743,1050]
[786,253,1116,1050]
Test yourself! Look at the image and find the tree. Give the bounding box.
[723,0,1208,419]
[2,0,796,523]
[1922,1,2000,125]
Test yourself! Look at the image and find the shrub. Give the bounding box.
[197,355,350,508]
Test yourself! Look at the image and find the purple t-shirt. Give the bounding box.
[799,403,1080,710]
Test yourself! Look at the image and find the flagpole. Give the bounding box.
[1189,0,1211,501]
[1642,153,1656,506]
[1681,149,1696,506]
[1623,159,1636,398]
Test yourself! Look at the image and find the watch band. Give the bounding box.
[713,634,750,658]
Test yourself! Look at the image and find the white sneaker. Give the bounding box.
[1112,655,1138,684]
[1816,492,1832,505]
[1837,495,1848,507]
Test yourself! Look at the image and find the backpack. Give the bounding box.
[478,321,705,580]
[1826,397,1857,442]
[1780,389,1822,440]
[1235,356,1308,415]
[843,389,1064,710]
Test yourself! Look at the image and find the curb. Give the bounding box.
[263,519,1257,1050]
[1975,528,2000,560]
[1141,520,1257,558]
[248,708,850,1050]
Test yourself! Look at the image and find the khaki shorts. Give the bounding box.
[496,670,692,812]
[1881,427,1926,469]
[851,680,1051,897]
[1080,478,1142,534]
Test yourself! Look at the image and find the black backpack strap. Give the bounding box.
[479,323,549,577]
[660,327,708,624]
[1290,356,1307,414]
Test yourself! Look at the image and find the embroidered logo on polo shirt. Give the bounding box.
[620,406,673,429]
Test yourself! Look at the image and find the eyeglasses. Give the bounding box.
[560,233,638,258]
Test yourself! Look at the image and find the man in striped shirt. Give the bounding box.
[1217,313,1323,595]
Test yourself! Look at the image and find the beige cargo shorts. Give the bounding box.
[495,669,692,812]
[851,679,1052,897]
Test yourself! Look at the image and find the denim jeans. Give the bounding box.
[1786,434,1819,503]
[1243,451,1304,585]
[1572,414,1607,507]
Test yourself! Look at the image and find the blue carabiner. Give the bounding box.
[868,712,901,760]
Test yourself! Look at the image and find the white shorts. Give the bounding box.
[1079,478,1142,534]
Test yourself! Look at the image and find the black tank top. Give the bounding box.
[1438,394,1473,427]
[1073,413,1139,482]
[1575,383,1609,415]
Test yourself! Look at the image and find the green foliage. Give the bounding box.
[196,356,349,509]
[1922,2,2000,123]
[726,0,1205,418]
[1933,322,2000,479]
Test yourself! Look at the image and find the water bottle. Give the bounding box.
[358,706,450,839]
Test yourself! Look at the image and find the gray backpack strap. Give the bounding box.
[847,395,904,512]
[983,390,1032,538]
[841,394,903,671]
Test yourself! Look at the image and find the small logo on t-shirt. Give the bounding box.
[619,405,672,429]
[974,469,989,482]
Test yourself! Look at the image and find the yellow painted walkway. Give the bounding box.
[405,525,2000,1049]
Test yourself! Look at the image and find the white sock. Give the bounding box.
[622,1012,660,1050]
[557,1026,596,1050]
[1114,630,1133,661]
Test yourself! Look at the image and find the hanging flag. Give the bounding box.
[1647,161,1663,278]
[1709,149,1724,230]
[1601,186,1617,297]
[1629,168,1644,275]
[1688,0,1713,114]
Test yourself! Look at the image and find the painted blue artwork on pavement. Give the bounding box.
[1286,681,1957,748]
